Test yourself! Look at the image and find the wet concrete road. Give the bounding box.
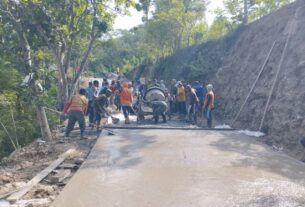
[52,129,305,207]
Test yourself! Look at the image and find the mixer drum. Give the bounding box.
[144,87,166,102]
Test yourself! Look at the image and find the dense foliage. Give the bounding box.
[0,0,135,158]
[90,0,295,76]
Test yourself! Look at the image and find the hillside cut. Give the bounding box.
[215,0,305,159]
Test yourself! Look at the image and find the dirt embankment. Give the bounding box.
[213,0,305,160]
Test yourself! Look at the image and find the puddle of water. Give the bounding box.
[0,200,10,207]
[236,130,265,137]
[215,124,232,129]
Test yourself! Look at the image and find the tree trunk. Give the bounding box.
[36,107,52,141]
[3,5,53,141]
[244,0,248,24]
[34,25,69,109]
[70,35,97,95]
[57,62,69,109]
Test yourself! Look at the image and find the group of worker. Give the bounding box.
[62,78,134,138]
[62,77,215,138]
[144,79,215,127]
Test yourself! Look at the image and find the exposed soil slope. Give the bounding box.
[214,0,305,159]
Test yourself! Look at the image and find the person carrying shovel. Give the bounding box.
[93,89,112,130]
[63,88,88,138]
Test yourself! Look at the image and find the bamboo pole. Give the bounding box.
[10,106,20,148]
[259,21,294,131]
[0,119,17,150]
[232,41,277,126]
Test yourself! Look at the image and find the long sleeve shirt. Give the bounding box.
[64,95,88,113]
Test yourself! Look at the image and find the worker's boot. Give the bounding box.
[161,114,166,123]
[64,132,70,138]
[154,116,159,124]
[125,117,131,124]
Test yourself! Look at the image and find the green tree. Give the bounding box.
[0,0,53,140]
[0,0,136,142]
[206,8,232,40]
[29,0,135,106]
[90,0,209,76]
[223,0,245,25]
[138,0,152,22]
[249,0,294,20]
[222,0,295,26]
[146,0,207,57]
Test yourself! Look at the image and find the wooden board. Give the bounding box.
[7,149,75,202]
[11,198,51,207]
[0,189,19,199]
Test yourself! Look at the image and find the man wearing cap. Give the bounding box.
[203,84,215,128]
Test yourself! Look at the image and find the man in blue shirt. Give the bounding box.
[99,80,110,95]
[192,81,206,114]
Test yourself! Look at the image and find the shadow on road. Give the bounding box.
[209,132,305,180]
[82,129,157,170]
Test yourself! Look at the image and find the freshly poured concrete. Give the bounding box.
[52,129,305,207]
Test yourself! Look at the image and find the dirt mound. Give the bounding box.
[213,0,305,159]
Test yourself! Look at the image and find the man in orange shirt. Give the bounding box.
[63,88,88,138]
[120,82,133,124]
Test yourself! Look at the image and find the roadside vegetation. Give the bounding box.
[0,0,295,158]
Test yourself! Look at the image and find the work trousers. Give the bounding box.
[95,110,102,126]
[114,95,121,111]
[66,110,86,137]
[187,103,197,123]
[152,105,167,124]
[87,100,94,124]
[169,100,177,114]
[177,101,186,115]
[122,105,133,118]
[206,108,213,128]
